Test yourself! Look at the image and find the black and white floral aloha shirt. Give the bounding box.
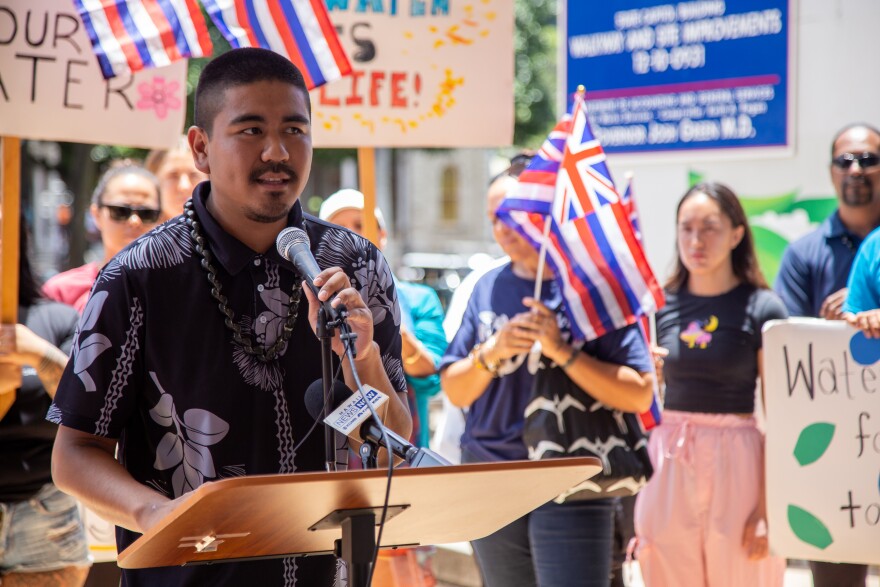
[49,182,406,586]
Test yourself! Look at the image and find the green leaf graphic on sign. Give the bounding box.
[788,505,833,549]
[793,422,835,466]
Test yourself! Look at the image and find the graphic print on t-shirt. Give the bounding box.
[680,315,718,349]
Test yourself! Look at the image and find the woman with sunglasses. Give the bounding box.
[633,182,787,587]
[43,163,162,313]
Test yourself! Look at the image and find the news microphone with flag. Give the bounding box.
[276,227,342,321]
[304,380,451,468]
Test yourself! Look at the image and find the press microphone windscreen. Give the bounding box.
[304,379,353,421]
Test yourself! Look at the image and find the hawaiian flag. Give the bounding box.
[621,173,642,242]
[619,174,663,429]
[496,91,665,343]
[73,0,214,79]
[200,0,352,89]
[635,320,663,430]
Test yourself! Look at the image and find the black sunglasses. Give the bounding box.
[832,152,880,170]
[102,204,161,224]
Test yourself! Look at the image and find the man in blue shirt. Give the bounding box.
[775,123,880,587]
[776,124,880,319]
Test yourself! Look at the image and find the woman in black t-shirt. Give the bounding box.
[633,183,787,587]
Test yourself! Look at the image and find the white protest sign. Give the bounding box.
[311,0,513,147]
[0,0,185,149]
[78,504,117,563]
[764,319,880,565]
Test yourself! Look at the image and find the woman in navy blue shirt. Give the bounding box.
[441,174,654,587]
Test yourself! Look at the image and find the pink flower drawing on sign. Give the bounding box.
[136,76,181,120]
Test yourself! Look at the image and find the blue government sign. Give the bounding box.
[564,0,790,153]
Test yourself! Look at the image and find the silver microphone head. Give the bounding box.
[276,227,310,261]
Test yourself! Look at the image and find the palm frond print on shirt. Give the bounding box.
[148,371,230,497]
[115,219,193,270]
[314,229,400,328]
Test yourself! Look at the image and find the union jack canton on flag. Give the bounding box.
[495,91,665,343]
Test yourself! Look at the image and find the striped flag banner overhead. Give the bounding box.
[496,90,665,343]
[73,0,213,79]
[200,0,352,89]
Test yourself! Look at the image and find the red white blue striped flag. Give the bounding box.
[621,173,642,242]
[619,173,663,430]
[496,91,665,343]
[200,0,352,89]
[73,0,214,79]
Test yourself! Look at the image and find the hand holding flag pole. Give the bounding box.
[525,86,584,373]
[498,85,665,427]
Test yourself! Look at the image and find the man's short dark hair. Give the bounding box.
[194,48,311,135]
[830,123,880,157]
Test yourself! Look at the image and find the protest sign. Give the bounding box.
[0,0,185,149]
[764,319,880,565]
[312,0,513,147]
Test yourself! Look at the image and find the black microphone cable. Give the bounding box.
[339,334,395,587]
[291,359,345,456]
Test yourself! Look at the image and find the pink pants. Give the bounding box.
[634,410,785,587]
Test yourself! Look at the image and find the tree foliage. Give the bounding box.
[513,0,558,149]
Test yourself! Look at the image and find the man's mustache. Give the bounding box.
[249,163,298,183]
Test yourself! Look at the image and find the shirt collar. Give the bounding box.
[823,209,858,242]
[192,182,304,275]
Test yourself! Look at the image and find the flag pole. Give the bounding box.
[528,85,585,368]
[532,216,552,298]
[0,136,21,420]
[526,217,552,372]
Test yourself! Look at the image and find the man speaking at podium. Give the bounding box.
[47,48,411,586]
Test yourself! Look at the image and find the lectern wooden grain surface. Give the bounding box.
[118,457,600,569]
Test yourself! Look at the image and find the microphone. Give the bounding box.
[276,227,342,321]
[304,380,451,468]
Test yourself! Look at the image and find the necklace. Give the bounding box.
[184,199,301,362]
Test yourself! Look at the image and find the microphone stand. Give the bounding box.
[318,304,358,472]
[319,307,383,587]
[317,306,337,473]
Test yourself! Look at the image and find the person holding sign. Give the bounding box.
[634,183,787,586]
[0,224,90,586]
[775,123,880,586]
[47,48,411,586]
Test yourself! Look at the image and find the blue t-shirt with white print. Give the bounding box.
[439,263,652,463]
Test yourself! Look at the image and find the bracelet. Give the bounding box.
[470,342,500,377]
[560,345,579,370]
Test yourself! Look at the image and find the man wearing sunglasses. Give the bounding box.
[775,123,880,587]
[43,164,162,313]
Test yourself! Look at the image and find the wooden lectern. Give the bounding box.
[117,458,600,584]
